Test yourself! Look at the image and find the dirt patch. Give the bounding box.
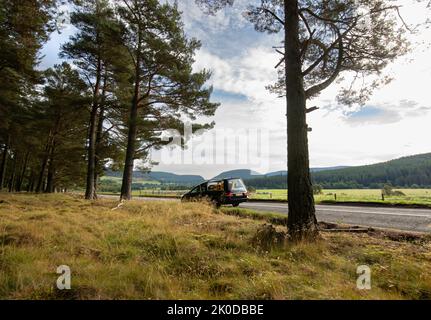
[370,229,431,244]
[318,221,431,244]
[320,200,431,210]
[223,209,431,244]
[318,221,372,233]
[251,224,286,250]
[0,232,39,246]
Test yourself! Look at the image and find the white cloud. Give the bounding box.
[177,0,253,34]
[194,47,279,103]
[172,0,431,174]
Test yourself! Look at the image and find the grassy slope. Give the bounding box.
[0,193,430,300]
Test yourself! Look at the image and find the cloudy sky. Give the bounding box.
[41,0,431,179]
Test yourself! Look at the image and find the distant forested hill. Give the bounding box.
[212,169,263,180]
[212,166,350,181]
[104,169,204,185]
[245,175,288,189]
[244,153,431,189]
[312,153,431,188]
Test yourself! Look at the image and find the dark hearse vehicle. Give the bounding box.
[181,178,249,208]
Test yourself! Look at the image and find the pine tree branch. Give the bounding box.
[262,8,284,27]
[302,20,356,77]
[305,28,344,99]
[298,10,313,36]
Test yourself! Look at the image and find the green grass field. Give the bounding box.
[252,189,431,206]
[109,188,431,207]
[100,176,161,185]
[0,193,430,299]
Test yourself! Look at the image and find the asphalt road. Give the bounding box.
[102,196,431,233]
[241,202,431,233]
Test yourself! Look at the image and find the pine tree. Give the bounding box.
[118,0,219,200]
[0,0,57,191]
[61,0,127,199]
[35,63,89,193]
[197,0,416,240]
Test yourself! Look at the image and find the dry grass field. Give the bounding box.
[0,193,430,300]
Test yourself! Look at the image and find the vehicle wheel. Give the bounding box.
[232,203,239,207]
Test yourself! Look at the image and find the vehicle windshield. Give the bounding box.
[228,179,247,193]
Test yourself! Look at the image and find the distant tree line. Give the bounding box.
[245,153,431,189]
[312,153,431,189]
[98,178,193,194]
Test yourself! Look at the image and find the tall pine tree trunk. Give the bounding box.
[45,143,56,193]
[121,42,141,201]
[120,87,139,201]
[8,154,17,193]
[36,155,49,193]
[284,0,318,241]
[27,170,35,192]
[94,73,108,191]
[16,151,29,192]
[94,105,105,190]
[45,169,55,193]
[85,58,102,200]
[36,132,53,193]
[0,138,9,190]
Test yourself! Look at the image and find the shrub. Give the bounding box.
[251,224,286,251]
[312,184,323,195]
[382,184,405,196]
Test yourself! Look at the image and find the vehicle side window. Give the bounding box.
[207,181,223,192]
[190,186,200,195]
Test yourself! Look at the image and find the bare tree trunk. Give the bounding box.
[85,105,99,199]
[0,136,10,190]
[36,155,49,193]
[45,170,54,193]
[42,176,47,193]
[8,153,17,193]
[121,41,141,201]
[36,132,53,193]
[94,105,105,190]
[94,73,108,192]
[27,170,35,192]
[121,91,139,201]
[45,143,56,193]
[85,58,102,200]
[0,147,6,191]
[16,151,29,192]
[284,0,318,241]
[45,171,55,193]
